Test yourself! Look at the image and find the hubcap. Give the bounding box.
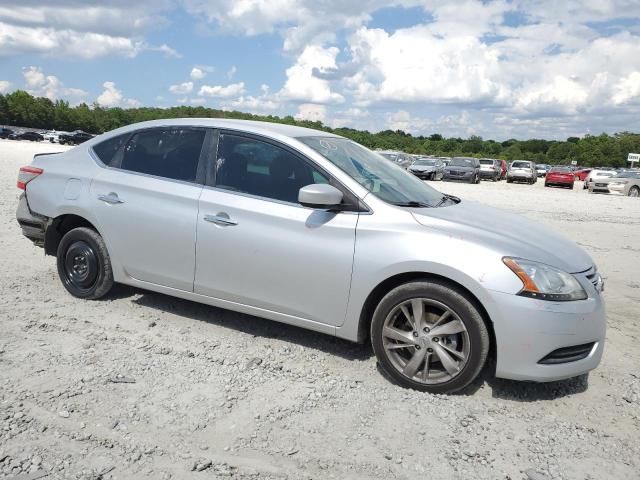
[631,187,639,198]
[63,240,99,292]
[382,298,470,384]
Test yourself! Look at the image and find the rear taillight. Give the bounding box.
[17,166,43,190]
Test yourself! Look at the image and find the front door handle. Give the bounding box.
[98,193,124,204]
[204,214,238,226]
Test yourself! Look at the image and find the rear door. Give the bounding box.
[194,131,359,326]
[89,127,210,291]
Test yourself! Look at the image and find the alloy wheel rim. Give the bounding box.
[382,298,470,385]
[631,187,639,198]
[63,240,99,292]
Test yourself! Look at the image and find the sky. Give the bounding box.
[0,0,639,140]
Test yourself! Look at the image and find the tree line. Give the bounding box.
[1,89,638,167]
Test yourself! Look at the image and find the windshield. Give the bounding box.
[299,137,448,207]
[479,159,494,165]
[614,171,640,178]
[414,159,436,166]
[511,161,530,168]
[379,153,398,161]
[550,167,571,173]
[449,157,475,167]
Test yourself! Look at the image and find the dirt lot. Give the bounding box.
[1,139,639,480]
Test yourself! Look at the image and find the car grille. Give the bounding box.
[449,171,465,176]
[538,343,595,365]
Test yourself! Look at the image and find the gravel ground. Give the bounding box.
[1,139,639,480]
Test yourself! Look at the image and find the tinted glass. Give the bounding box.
[450,158,475,167]
[120,128,204,182]
[215,135,329,204]
[511,161,530,168]
[415,159,436,166]
[550,167,571,172]
[479,159,494,165]
[299,137,445,206]
[92,134,128,166]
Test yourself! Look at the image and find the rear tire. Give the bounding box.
[629,186,639,197]
[371,280,490,393]
[56,227,114,300]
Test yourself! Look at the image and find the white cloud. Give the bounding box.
[278,44,344,104]
[190,65,214,81]
[227,65,237,80]
[0,80,11,93]
[294,103,326,122]
[96,81,140,108]
[21,66,87,101]
[612,72,640,105]
[198,82,246,98]
[169,81,194,95]
[96,81,123,107]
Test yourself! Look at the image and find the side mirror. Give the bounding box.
[299,184,343,209]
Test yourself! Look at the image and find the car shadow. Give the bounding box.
[107,284,374,363]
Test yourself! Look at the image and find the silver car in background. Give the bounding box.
[16,119,606,393]
[376,149,413,169]
[479,158,502,181]
[408,157,444,180]
[589,171,640,196]
[507,160,537,184]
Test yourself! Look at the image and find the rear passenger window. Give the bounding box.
[92,134,128,166]
[215,134,329,204]
[120,128,205,182]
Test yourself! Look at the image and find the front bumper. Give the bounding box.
[16,193,48,247]
[487,285,606,382]
[444,171,473,180]
[409,169,434,178]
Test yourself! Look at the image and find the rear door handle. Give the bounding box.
[98,193,124,204]
[204,214,238,226]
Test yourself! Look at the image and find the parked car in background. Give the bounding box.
[59,131,94,145]
[15,118,606,393]
[507,160,537,184]
[408,157,444,180]
[42,130,62,143]
[573,168,592,181]
[498,159,507,179]
[478,158,502,181]
[0,127,14,139]
[584,169,615,190]
[536,164,550,177]
[545,166,575,189]
[10,131,44,142]
[377,150,413,169]
[443,157,481,183]
[589,171,640,197]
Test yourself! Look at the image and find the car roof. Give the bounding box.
[100,118,341,140]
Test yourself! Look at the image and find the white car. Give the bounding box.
[15,119,606,393]
[41,130,60,143]
[584,169,615,190]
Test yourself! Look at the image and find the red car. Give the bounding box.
[573,168,591,181]
[545,167,575,189]
[498,159,507,179]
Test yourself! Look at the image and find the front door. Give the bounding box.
[194,132,358,326]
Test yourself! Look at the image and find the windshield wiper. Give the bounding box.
[434,194,461,207]
[392,201,434,208]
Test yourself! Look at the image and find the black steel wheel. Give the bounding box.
[57,227,113,299]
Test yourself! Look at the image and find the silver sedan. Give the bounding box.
[16,119,606,393]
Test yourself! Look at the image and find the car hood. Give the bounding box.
[410,200,593,273]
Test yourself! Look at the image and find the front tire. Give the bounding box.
[371,281,490,393]
[57,227,114,299]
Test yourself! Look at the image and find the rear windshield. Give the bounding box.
[550,167,571,172]
[511,161,530,168]
[479,159,494,165]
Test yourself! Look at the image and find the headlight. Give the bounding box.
[503,257,587,301]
